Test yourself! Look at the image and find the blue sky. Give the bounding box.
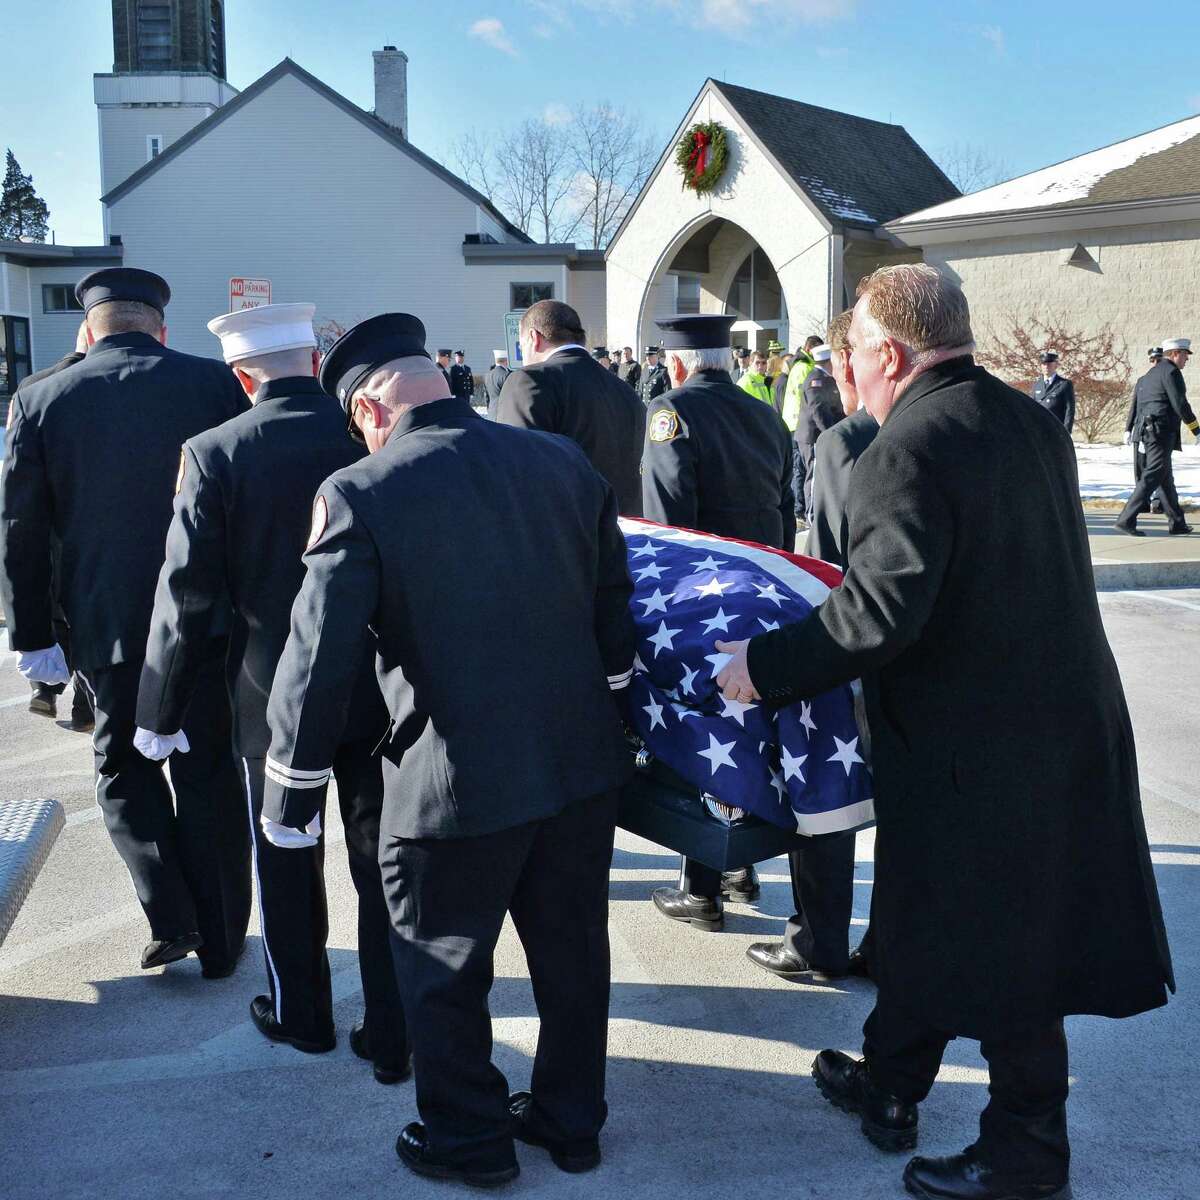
[4,0,1199,245]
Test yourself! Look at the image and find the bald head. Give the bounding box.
[349,354,453,452]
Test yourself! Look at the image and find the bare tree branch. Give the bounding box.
[935,142,1012,194]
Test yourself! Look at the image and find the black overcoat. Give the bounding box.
[747,357,1173,1038]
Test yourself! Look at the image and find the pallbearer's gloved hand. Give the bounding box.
[261,812,322,850]
[133,727,191,761]
[16,645,71,685]
[1123,431,1132,446]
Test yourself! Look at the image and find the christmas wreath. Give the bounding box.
[674,121,728,194]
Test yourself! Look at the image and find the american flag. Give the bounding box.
[620,518,874,836]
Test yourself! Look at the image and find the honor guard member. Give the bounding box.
[435,348,452,391]
[1126,348,1164,514]
[449,349,475,405]
[618,346,641,390]
[1116,336,1199,535]
[0,267,251,974]
[796,344,846,522]
[495,300,646,516]
[134,302,407,1075]
[641,312,796,931]
[592,346,612,370]
[637,345,671,406]
[261,313,636,1187]
[1031,350,1076,434]
[483,350,510,417]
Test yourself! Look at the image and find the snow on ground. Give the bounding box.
[1076,442,1200,503]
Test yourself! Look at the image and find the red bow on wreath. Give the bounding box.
[687,130,710,187]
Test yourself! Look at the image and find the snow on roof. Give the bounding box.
[892,113,1200,225]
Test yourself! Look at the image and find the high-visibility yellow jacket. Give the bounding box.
[781,352,816,432]
[737,370,773,406]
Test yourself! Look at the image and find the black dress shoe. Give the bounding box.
[811,1049,918,1153]
[1112,520,1146,537]
[350,1019,412,1084]
[720,865,761,903]
[846,947,872,979]
[1167,523,1194,535]
[508,1091,601,1173]
[746,941,845,981]
[249,995,335,1054]
[904,1151,1071,1199]
[395,1122,519,1188]
[140,932,203,970]
[651,887,723,931]
[28,687,57,718]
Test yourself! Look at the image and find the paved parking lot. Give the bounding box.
[0,590,1197,1199]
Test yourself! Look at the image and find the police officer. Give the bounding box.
[261,313,636,1187]
[1126,348,1164,514]
[638,346,670,406]
[134,302,407,1076]
[617,346,641,390]
[482,350,510,416]
[795,344,845,522]
[449,349,475,405]
[1115,336,1200,536]
[0,267,250,974]
[1031,350,1076,434]
[642,313,795,931]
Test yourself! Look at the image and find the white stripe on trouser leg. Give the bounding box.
[76,671,104,823]
[244,757,283,1024]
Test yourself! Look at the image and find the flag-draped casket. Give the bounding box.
[617,519,874,868]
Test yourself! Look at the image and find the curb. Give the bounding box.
[1092,559,1200,590]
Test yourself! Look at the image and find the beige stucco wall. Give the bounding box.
[925,220,1200,371]
[606,85,834,353]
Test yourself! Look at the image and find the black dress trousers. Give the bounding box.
[1119,417,1187,528]
[782,831,856,972]
[242,739,406,1054]
[862,994,1070,1180]
[78,647,250,964]
[380,789,619,1170]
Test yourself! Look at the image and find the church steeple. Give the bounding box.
[110,1,227,80]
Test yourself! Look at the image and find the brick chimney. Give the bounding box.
[372,46,408,138]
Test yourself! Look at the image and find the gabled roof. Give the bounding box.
[710,81,959,227]
[99,58,531,243]
[890,113,1200,228]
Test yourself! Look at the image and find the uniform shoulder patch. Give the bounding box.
[175,449,187,495]
[809,377,823,387]
[307,495,329,549]
[649,409,680,443]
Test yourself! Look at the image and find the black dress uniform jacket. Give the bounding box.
[482,363,510,415]
[263,397,636,840]
[642,368,796,550]
[495,347,646,516]
[618,359,641,389]
[449,362,475,404]
[747,358,1173,1039]
[795,367,845,518]
[1031,374,1075,434]
[638,362,671,407]
[807,407,878,570]
[136,376,383,753]
[1,332,246,669]
[1131,358,1198,451]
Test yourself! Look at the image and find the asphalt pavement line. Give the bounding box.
[0,741,90,772]
[1123,590,1200,613]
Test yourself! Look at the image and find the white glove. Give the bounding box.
[16,645,71,686]
[133,726,191,761]
[261,812,322,849]
[1123,432,1132,446]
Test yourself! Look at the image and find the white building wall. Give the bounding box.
[105,69,525,370]
[27,264,91,370]
[566,267,608,347]
[607,85,833,353]
[98,105,214,199]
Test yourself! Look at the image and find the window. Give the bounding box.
[675,274,701,315]
[137,2,173,70]
[724,250,785,324]
[42,285,84,314]
[147,135,163,160]
[509,282,553,310]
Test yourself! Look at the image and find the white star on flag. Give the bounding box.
[755,582,784,606]
[697,733,738,774]
[827,736,864,776]
[638,588,675,616]
[690,555,728,572]
[642,697,666,731]
[769,769,786,802]
[798,701,818,736]
[700,607,737,634]
[647,621,682,657]
[633,562,666,581]
[670,701,703,720]
[678,663,699,696]
[631,541,660,558]
[758,618,780,632]
[719,694,757,726]
[704,651,733,678]
[633,652,647,673]
[780,746,808,782]
[695,575,733,598]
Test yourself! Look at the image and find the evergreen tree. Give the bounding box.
[0,149,50,242]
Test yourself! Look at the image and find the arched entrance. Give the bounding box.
[635,216,792,355]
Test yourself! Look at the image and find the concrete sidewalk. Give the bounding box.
[1087,512,1200,588]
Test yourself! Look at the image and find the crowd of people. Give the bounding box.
[0,263,1178,1199]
